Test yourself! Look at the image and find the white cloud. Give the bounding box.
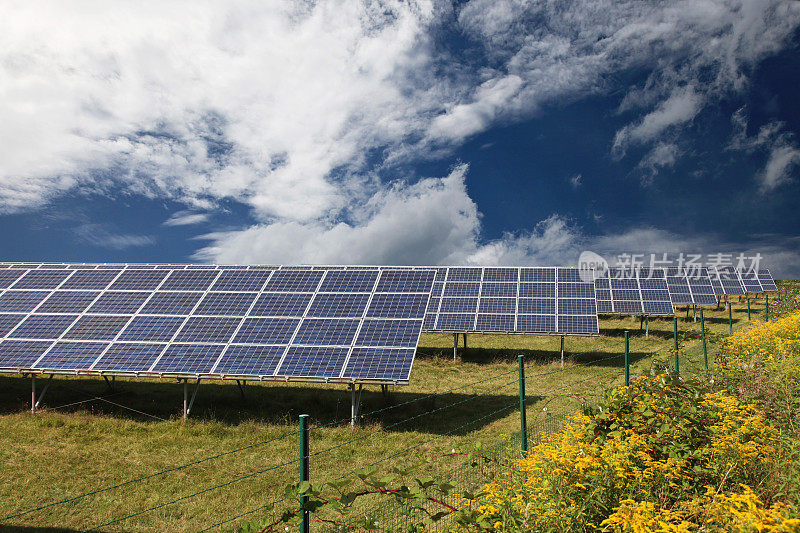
[569,174,582,189]
[163,210,211,227]
[759,145,800,192]
[73,223,155,250]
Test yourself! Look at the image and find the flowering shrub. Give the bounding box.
[772,283,800,319]
[455,373,797,531]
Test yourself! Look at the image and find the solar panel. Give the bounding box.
[712,266,745,296]
[419,267,597,335]
[34,341,109,371]
[737,269,763,293]
[664,268,717,305]
[757,269,778,291]
[593,268,674,316]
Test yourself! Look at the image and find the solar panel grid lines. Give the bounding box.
[757,269,778,291]
[336,268,383,380]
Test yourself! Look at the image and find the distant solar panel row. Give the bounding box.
[593,268,674,315]
[0,267,436,384]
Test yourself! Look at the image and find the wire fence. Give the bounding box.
[0,303,758,532]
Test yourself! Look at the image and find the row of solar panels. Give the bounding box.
[0,263,778,384]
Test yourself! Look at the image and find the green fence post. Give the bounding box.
[727,302,733,334]
[673,317,679,374]
[746,296,751,321]
[766,295,770,321]
[518,354,528,455]
[624,330,630,386]
[300,414,310,533]
[700,309,708,371]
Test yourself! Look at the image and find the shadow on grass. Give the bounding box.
[0,376,524,436]
[0,527,87,533]
[417,346,653,370]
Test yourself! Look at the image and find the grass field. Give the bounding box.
[0,295,775,532]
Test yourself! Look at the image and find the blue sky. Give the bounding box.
[1,1,799,276]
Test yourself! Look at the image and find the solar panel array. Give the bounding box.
[0,265,436,384]
[664,267,717,305]
[708,266,746,296]
[593,268,674,315]
[757,269,778,291]
[417,267,598,335]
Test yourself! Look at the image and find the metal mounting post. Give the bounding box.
[31,374,53,414]
[693,305,697,322]
[645,315,650,338]
[517,355,528,455]
[299,414,310,533]
[700,309,708,371]
[381,384,389,399]
[453,333,458,361]
[624,330,630,386]
[103,375,115,392]
[236,380,246,399]
[463,333,467,351]
[673,317,679,374]
[747,296,751,321]
[727,302,733,334]
[183,379,201,419]
[349,383,363,427]
[560,336,565,368]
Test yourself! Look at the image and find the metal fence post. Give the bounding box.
[766,295,770,321]
[673,317,679,374]
[300,414,310,533]
[727,302,733,334]
[700,309,708,371]
[518,355,528,455]
[746,296,751,321]
[624,330,630,386]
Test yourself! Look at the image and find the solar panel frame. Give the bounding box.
[593,268,674,316]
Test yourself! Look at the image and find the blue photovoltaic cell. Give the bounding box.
[447,267,482,281]
[557,269,584,282]
[442,283,481,297]
[366,293,428,319]
[613,289,640,301]
[483,268,518,282]
[233,317,299,344]
[558,299,596,315]
[214,345,285,376]
[276,346,349,377]
[307,293,370,318]
[480,283,517,297]
[375,270,436,293]
[109,270,169,291]
[174,316,241,343]
[558,316,598,334]
[34,341,109,370]
[11,270,72,290]
[0,314,25,336]
[152,344,224,374]
[356,319,420,347]
[63,315,131,340]
[596,300,613,313]
[520,268,555,282]
[118,316,185,342]
[516,314,556,333]
[518,283,555,298]
[423,314,436,330]
[88,291,150,314]
[430,283,444,297]
[614,300,643,313]
[211,270,272,292]
[610,279,638,290]
[160,270,219,291]
[0,340,53,368]
[475,314,515,331]
[318,270,379,292]
[518,298,555,314]
[9,314,77,339]
[426,298,440,312]
[92,343,166,372]
[194,292,256,316]
[263,270,324,292]
[293,318,359,346]
[436,313,475,330]
[641,289,670,300]
[478,298,516,314]
[342,347,415,381]
[250,293,312,316]
[557,283,594,298]
[60,270,120,290]
[36,291,100,313]
[140,292,203,315]
[0,270,25,289]
[439,298,478,313]
[643,301,674,314]
[0,291,49,312]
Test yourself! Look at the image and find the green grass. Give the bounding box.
[0,297,774,532]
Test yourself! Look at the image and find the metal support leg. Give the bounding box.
[639,315,643,333]
[236,380,246,399]
[183,379,201,419]
[463,333,467,351]
[693,305,697,322]
[32,374,53,413]
[453,333,458,361]
[560,336,565,368]
[350,384,363,427]
[103,375,115,392]
[645,315,650,338]
[381,384,389,399]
